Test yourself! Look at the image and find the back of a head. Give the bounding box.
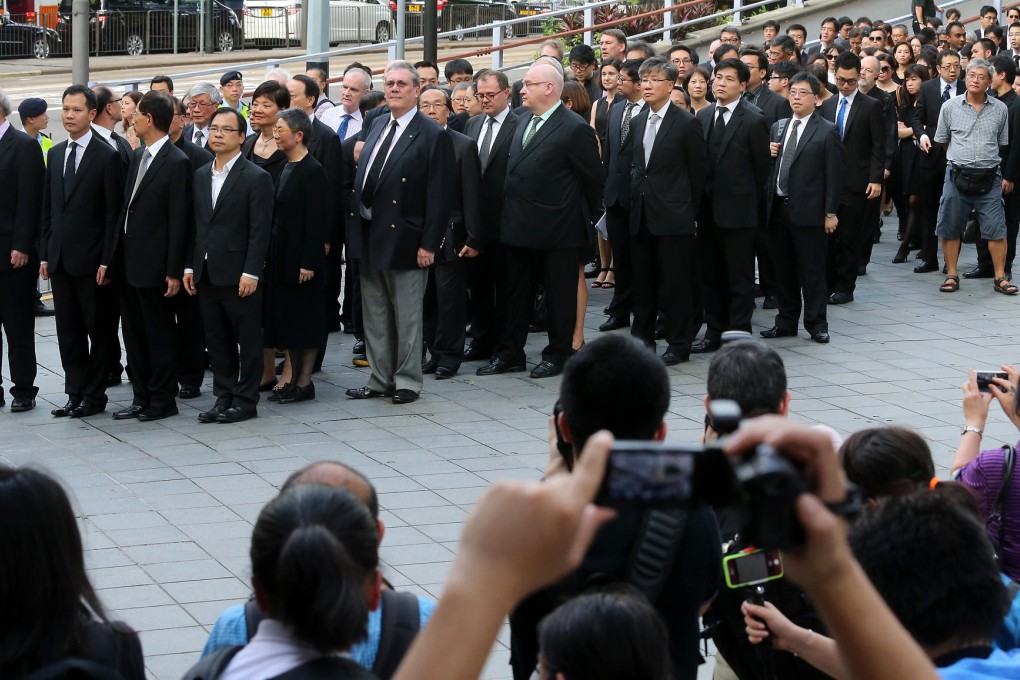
[559,335,670,449]
[0,466,105,677]
[250,485,379,653]
[848,486,1009,650]
[840,427,935,500]
[706,340,786,418]
[538,592,671,680]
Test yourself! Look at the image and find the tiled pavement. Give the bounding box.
[4,221,1019,679]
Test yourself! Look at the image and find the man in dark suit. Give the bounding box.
[347,61,455,404]
[183,108,273,424]
[598,58,644,334]
[858,54,898,271]
[462,71,518,362]
[693,58,770,353]
[761,72,845,344]
[182,82,221,150]
[912,49,964,273]
[103,92,191,422]
[418,86,482,380]
[0,87,45,412]
[479,62,602,379]
[819,52,885,304]
[628,58,707,365]
[92,86,133,168]
[40,85,123,418]
[739,48,793,127]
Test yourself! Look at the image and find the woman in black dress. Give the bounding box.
[263,108,328,403]
[893,64,929,263]
[589,58,623,290]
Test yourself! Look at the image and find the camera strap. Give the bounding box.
[991,444,1016,560]
[626,508,688,602]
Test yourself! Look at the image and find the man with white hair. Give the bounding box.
[477,61,601,379]
[182,82,222,149]
[264,67,292,85]
[321,67,371,141]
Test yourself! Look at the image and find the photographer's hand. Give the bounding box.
[743,601,850,679]
[952,370,995,475]
[992,364,1020,432]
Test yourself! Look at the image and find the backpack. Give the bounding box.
[21,659,125,680]
[183,647,378,680]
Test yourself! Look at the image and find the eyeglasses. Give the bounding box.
[419,102,448,110]
[940,63,961,70]
[879,66,891,73]
[208,126,240,134]
[383,80,412,89]
[835,77,859,86]
[670,57,693,65]
[475,91,504,101]
[189,100,216,109]
[617,76,634,83]
[768,74,786,80]
[788,88,815,98]
[639,78,671,85]
[271,127,293,137]
[569,62,593,71]
[523,80,550,88]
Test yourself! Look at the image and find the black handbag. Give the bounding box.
[951,164,998,195]
[990,444,1016,566]
[962,211,981,245]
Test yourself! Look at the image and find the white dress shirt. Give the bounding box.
[775,112,813,196]
[0,119,10,142]
[359,107,418,219]
[192,123,211,147]
[475,105,511,156]
[184,151,257,280]
[64,129,93,174]
[219,619,344,680]
[91,123,117,149]
[321,106,363,140]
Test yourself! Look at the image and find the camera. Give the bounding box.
[975,370,1009,394]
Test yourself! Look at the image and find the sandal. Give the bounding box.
[939,275,960,293]
[601,267,616,289]
[995,277,1019,295]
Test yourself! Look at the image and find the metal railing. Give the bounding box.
[0,12,61,58]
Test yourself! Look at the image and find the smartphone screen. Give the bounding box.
[724,549,784,588]
[595,442,735,508]
[976,371,1009,394]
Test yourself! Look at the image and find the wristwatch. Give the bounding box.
[961,425,984,438]
[825,213,837,218]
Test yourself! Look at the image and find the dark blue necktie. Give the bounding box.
[337,114,352,141]
[942,83,952,103]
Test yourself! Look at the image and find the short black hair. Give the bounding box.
[414,59,439,74]
[713,44,739,62]
[291,74,320,102]
[477,69,510,90]
[444,58,473,79]
[946,20,966,35]
[771,59,801,80]
[62,84,97,111]
[569,43,597,65]
[981,4,998,17]
[714,57,750,83]
[786,23,806,37]
[418,84,453,110]
[840,427,935,499]
[739,46,768,70]
[993,53,1017,83]
[706,341,786,418]
[627,40,657,60]
[619,58,643,83]
[138,90,174,133]
[253,80,291,109]
[359,91,385,115]
[210,107,246,133]
[936,48,961,66]
[150,74,174,91]
[789,71,822,95]
[976,37,998,55]
[834,51,862,72]
[169,95,186,116]
[763,19,780,31]
[820,16,837,30]
[92,85,116,113]
[988,25,1005,44]
[771,35,797,56]
[837,15,853,29]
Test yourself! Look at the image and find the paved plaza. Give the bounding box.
[3,221,1019,680]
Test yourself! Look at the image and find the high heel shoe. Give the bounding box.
[267,383,291,402]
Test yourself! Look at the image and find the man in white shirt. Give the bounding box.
[183,82,222,149]
[321,68,371,141]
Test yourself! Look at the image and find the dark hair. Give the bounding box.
[0,466,110,677]
[713,43,739,62]
[253,80,291,110]
[639,57,679,84]
[900,64,931,105]
[790,70,822,95]
[682,65,711,92]
[251,485,378,653]
[937,48,961,67]
[981,4,998,17]
[599,58,623,91]
[720,25,741,39]
[561,80,592,113]
[559,335,669,450]
[917,27,937,44]
[414,59,439,74]
[771,35,797,56]
[62,84,97,111]
[714,57,751,83]
[210,107,247,133]
[856,16,873,27]
[444,57,473,79]
[849,486,1009,648]
[706,341,786,418]
[170,95,186,116]
[786,23,806,37]
[834,51,862,72]
[601,28,627,47]
[292,74,320,103]
[569,43,597,66]
[277,108,312,146]
[93,85,116,114]
[150,74,174,91]
[806,58,830,84]
[946,20,965,35]
[771,59,802,81]
[538,592,672,680]
[840,427,935,499]
[820,16,837,30]
[739,46,768,70]
[988,25,1006,44]
[620,58,643,83]
[477,69,510,90]
[977,37,998,55]
[419,84,454,111]
[848,26,864,39]
[627,40,657,60]
[998,53,1020,85]
[359,91,386,114]
[837,16,853,29]
[763,19,780,31]
[138,91,174,133]
[281,461,380,520]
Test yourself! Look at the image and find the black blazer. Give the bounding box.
[188,154,274,285]
[448,111,469,133]
[820,92,886,193]
[443,129,484,259]
[696,100,771,229]
[0,126,45,270]
[501,105,602,249]
[754,87,794,128]
[766,115,845,227]
[998,89,1020,183]
[307,117,344,246]
[341,135,360,257]
[863,87,898,172]
[174,135,214,171]
[629,103,706,236]
[603,99,640,210]
[463,109,518,243]
[272,154,329,285]
[181,124,213,151]
[353,111,455,270]
[105,139,192,288]
[41,136,123,277]
[911,78,965,168]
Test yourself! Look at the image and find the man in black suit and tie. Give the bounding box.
[478,61,602,379]
[462,70,518,361]
[761,73,845,344]
[347,61,455,404]
[92,86,133,168]
[739,48,793,127]
[103,92,192,422]
[912,49,965,273]
[40,85,124,418]
[629,58,707,365]
[183,108,273,423]
[0,87,45,412]
[182,82,221,150]
[820,52,885,304]
[693,58,770,354]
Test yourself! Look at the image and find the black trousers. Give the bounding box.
[424,256,466,370]
[976,187,1020,274]
[171,291,206,388]
[324,242,344,326]
[497,245,577,366]
[700,220,756,340]
[51,270,117,405]
[919,160,948,265]
[630,224,700,356]
[769,201,828,334]
[826,192,871,294]
[604,203,633,319]
[0,263,38,401]
[198,276,263,410]
[860,191,884,269]
[467,243,504,353]
[121,284,178,409]
[340,257,364,340]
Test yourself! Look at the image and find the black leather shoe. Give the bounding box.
[828,292,854,305]
[392,389,419,404]
[530,361,563,379]
[10,397,35,412]
[198,405,229,423]
[277,383,315,404]
[216,405,257,423]
[660,350,689,366]
[760,327,798,339]
[810,331,831,344]
[104,372,123,388]
[34,301,55,316]
[259,378,278,392]
[691,338,721,354]
[52,398,81,417]
[654,324,666,340]
[913,261,939,273]
[762,295,779,310]
[70,401,106,418]
[422,358,438,374]
[178,385,201,399]
[462,343,492,361]
[138,404,179,422]
[434,366,457,380]
[352,339,366,356]
[598,315,630,332]
[476,358,526,376]
[346,386,391,399]
[267,383,291,402]
[963,267,994,279]
[113,405,144,420]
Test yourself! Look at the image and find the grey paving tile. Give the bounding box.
[143,559,235,584]
[111,604,199,632]
[144,652,201,680]
[182,599,245,627]
[138,625,210,655]
[163,577,251,604]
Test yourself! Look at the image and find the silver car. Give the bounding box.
[244,0,392,46]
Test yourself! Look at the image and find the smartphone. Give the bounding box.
[724,549,784,589]
[595,442,735,509]
[975,370,1009,393]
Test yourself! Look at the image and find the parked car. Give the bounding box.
[243,0,392,46]
[0,12,59,58]
[391,0,529,40]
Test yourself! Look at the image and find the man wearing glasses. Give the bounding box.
[666,44,695,81]
[739,47,792,126]
[183,82,222,150]
[1002,20,1020,61]
[567,44,601,115]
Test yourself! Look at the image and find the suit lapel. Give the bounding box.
[719,103,743,157]
[53,142,68,203]
[843,95,861,137]
[510,106,565,170]
[66,136,99,203]
[132,140,170,202]
[792,116,820,164]
[0,130,14,164]
[702,104,715,141]
[485,113,516,172]
[506,113,530,172]
[631,110,648,167]
[354,117,387,191]
[377,113,423,186]
[210,156,244,219]
[646,104,677,168]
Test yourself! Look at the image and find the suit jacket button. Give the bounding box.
[392,200,397,205]
[391,224,396,229]
[401,177,407,183]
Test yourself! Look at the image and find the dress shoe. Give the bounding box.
[762,295,778,310]
[423,357,438,374]
[10,397,35,412]
[963,267,994,279]
[654,323,666,340]
[34,301,55,316]
[353,357,369,367]
[760,327,798,339]
[198,405,229,423]
[913,261,940,273]
[462,343,491,361]
[691,338,721,354]
[178,384,201,399]
[598,315,630,332]
[660,350,689,366]
[434,366,457,380]
[138,405,179,422]
[530,361,563,379]
[827,292,854,305]
[277,383,315,404]
[810,331,831,344]
[104,372,123,388]
[392,389,419,404]
[52,398,81,417]
[69,401,106,418]
[216,405,257,423]
[352,339,366,356]
[476,358,526,376]
[259,378,278,392]
[112,405,144,420]
[346,386,391,399]
[267,384,291,402]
